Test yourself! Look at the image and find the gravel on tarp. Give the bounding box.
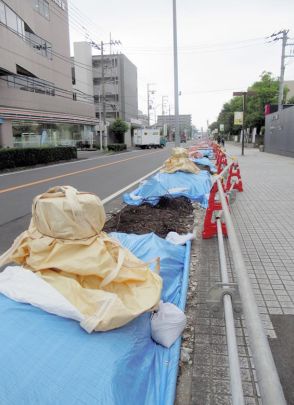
[103,197,194,238]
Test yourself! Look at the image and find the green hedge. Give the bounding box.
[107,144,127,152]
[0,146,77,170]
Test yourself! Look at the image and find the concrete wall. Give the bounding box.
[265,107,294,157]
[124,124,132,147]
[0,120,13,147]
[120,55,138,122]
[73,42,93,100]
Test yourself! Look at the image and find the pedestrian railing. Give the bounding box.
[205,144,286,405]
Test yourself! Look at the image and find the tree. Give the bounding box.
[245,71,281,131]
[109,119,129,143]
[213,72,288,134]
[286,96,294,104]
[217,96,243,135]
[209,121,219,132]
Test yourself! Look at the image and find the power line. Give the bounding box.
[69,1,107,38]
[123,36,266,51]
[123,40,266,56]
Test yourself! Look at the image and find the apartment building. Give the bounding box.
[157,114,192,130]
[92,52,138,123]
[0,0,97,148]
[72,42,138,124]
[157,114,192,138]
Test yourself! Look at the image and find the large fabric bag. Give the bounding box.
[161,147,200,174]
[0,186,162,332]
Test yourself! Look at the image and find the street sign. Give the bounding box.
[234,112,243,125]
[219,124,224,132]
[233,91,256,97]
[233,91,246,96]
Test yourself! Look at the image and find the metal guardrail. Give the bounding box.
[211,158,286,404]
[216,217,244,404]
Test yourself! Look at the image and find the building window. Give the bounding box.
[0,1,6,24]
[5,5,17,32]
[34,0,50,20]
[16,16,24,37]
[93,60,101,68]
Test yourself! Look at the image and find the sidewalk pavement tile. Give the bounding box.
[191,145,294,404]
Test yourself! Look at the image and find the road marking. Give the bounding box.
[102,166,162,205]
[0,150,164,195]
[0,149,142,177]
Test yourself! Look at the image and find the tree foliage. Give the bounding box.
[214,72,287,134]
[286,96,294,104]
[109,119,129,137]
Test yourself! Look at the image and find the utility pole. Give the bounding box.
[278,30,288,112]
[172,0,180,147]
[147,83,155,127]
[162,96,168,137]
[100,40,106,148]
[268,30,294,112]
[88,37,121,148]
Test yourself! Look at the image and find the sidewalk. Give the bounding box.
[181,145,294,404]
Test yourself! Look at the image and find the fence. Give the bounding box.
[203,144,286,404]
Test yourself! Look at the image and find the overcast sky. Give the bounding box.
[69,0,294,129]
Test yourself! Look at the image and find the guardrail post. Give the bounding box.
[216,178,286,405]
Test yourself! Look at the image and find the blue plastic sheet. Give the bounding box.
[191,157,217,173]
[123,170,212,208]
[0,233,191,405]
[197,148,214,159]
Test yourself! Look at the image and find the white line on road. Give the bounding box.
[102,166,162,205]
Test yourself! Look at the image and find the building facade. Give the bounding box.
[91,52,138,123]
[157,114,192,138]
[265,106,294,157]
[0,0,97,148]
[138,110,148,127]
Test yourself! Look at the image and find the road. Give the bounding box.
[0,145,175,254]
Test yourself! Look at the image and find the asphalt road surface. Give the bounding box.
[0,145,176,254]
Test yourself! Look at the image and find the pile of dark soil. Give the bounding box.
[195,164,212,173]
[103,197,194,238]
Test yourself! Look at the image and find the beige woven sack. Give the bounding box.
[161,147,200,174]
[0,186,162,332]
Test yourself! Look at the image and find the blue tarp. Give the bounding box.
[191,157,217,173]
[0,233,191,405]
[197,148,214,159]
[123,171,212,208]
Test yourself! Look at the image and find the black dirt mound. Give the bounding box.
[103,197,194,238]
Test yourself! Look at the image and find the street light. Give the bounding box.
[172,0,180,147]
[147,83,156,127]
[233,91,256,156]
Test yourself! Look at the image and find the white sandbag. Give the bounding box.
[151,301,186,348]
